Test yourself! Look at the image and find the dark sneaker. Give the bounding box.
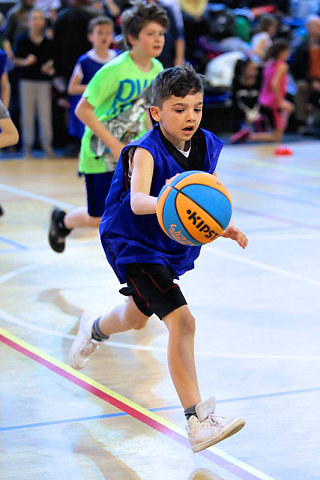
[48,207,70,253]
[0,203,4,216]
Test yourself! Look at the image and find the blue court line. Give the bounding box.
[2,387,319,433]
[0,236,28,250]
[0,406,179,432]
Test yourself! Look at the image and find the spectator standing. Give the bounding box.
[14,8,55,156]
[2,0,36,148]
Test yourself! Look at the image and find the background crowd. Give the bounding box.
[0,0,320,156]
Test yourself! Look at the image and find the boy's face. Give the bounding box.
[89,24,113,50]
[151,92,203,149]
[29,11,45,31]
[129,21,165,58]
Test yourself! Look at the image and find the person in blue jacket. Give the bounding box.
[70,64,248,453]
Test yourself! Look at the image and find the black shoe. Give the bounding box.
[0,203,4,216]
[48,207,71,253]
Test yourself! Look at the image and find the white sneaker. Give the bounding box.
[187,397,245,453]
[70,311,102,370]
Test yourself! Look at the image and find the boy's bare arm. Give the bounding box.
[68,71,86,95]
[0,117,19,148]
[130,147,157,215]
[1,73,10,109]
[76,97,124,160]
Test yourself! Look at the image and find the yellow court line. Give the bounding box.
[0,326,275,480]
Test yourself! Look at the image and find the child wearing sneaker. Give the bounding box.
[70,64,248,453]
[48,1,167,253]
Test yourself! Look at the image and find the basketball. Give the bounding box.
[156,170,232,246]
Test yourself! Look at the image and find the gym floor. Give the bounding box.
[0,138,319,480]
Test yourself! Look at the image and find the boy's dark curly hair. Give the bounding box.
[121,1,169,50]
[152,64,203,107]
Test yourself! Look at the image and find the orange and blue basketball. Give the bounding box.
[156,170,232,246]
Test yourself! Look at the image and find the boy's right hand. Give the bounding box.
[222,225,248,249]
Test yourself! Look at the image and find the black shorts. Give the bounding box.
[119,263,187,320]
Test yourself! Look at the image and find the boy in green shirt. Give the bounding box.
[48,1,167,253]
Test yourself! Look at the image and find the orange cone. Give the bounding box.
[274,145,293,155]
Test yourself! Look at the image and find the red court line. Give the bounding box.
[0,333,266,480]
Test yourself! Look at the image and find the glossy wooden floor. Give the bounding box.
[0,140,320,480]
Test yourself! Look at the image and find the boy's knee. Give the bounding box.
[123,310,149,330]
[132,317,149,330]
[182,314,196,335]
[169,312,196,336]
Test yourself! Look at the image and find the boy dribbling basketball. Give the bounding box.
[70,64,248,453]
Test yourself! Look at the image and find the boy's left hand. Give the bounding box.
[222,225,248,249]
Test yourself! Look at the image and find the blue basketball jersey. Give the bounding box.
[99,125,224,284]
[69,50,117,138]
